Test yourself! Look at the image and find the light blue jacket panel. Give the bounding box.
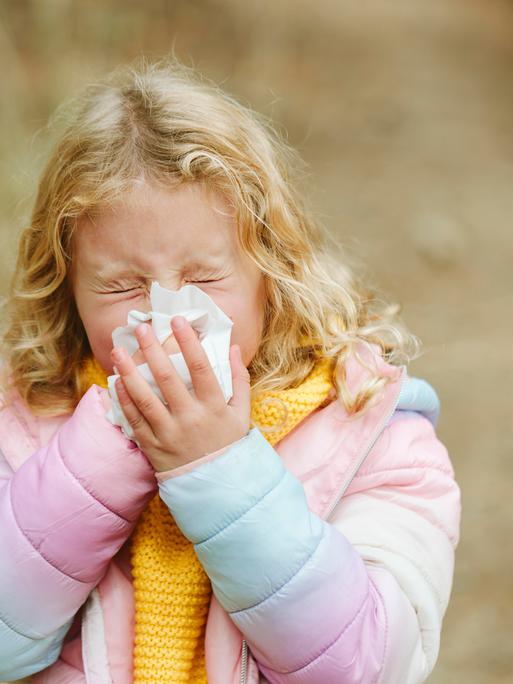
[396,375,440,427]
[0,615,73,680]
[159,425,325,612]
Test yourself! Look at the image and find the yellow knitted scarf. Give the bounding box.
[83,355,334,683]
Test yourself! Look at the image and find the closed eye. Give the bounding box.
[184,276,226,284]
[106,278,223,293]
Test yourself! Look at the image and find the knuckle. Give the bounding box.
[210,400,227,418]
[128,414,146,431]
[136,396,155,415]
[157,368,176,386]
[182,412,203,431]
[189,357,209,374]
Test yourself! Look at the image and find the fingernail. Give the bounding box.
[112,347,126,364]
[115,378,127,398]
[137,323,149,337]
[172,315,186,329]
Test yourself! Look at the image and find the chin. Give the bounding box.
[94,354,113,375]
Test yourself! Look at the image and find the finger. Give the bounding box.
[111,346,171,436]
[134,322,193,412]
[227,345,251,424]
[115,377,152,438]
[170,315,226,405]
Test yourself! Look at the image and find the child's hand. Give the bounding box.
[110,316,251,472]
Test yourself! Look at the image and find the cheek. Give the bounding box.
[222,294,266,364]
[80,312,115,367]
[79,301,142,371]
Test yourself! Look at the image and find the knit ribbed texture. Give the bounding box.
[82,354,334,682]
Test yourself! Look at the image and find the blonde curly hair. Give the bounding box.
[0,56,420,418]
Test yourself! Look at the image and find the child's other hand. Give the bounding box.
[109,317,251,472]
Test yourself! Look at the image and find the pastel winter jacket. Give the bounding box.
[0,344,461,684]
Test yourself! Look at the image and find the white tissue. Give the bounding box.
[106,281,234,444]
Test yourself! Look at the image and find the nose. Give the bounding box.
[129,279,203,365]
[149,276,185,292]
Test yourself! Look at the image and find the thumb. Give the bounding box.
[227,345,251,420]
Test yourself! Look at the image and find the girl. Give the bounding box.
[0,58,460,684]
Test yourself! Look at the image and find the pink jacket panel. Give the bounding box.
[0,384,156,680]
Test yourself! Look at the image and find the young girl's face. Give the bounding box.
[71,181,267,374]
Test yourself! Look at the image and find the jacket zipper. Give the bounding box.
[240,638,248,684]
[239,367,405,682]
[324,366,406,521]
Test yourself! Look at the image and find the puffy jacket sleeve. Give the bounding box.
[0,385,157,680]
[158,413,460,684]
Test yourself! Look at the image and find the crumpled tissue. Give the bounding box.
[105,281,234,444]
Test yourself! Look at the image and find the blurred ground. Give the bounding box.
[1,0,512,682]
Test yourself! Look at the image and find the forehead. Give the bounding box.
[73,181,237,274]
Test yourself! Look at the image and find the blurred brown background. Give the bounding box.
[1,1,512,682]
